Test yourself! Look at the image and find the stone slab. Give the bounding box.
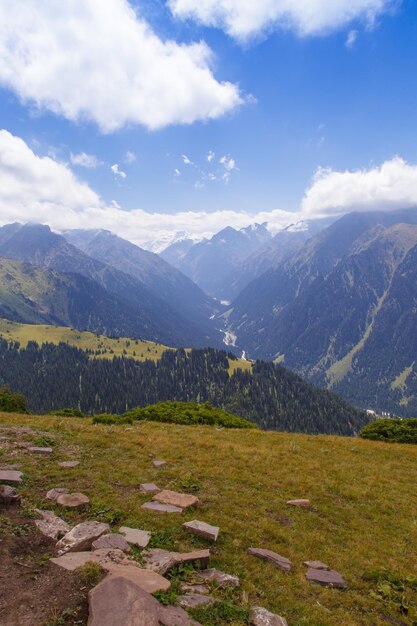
[59,461,80,468]
[306,568,348,589]
[287,499,311,508]
[152,460,166,468]
[105,565,170,593]
[153,489,198,509]
[57,492,90,510]
[247,548,292,572]
[143,548,210,576]
[119,526,151,548]
[56,521,110,554]
[0,469,23,484]
[303,560,330,570]
[140,483,161,494]
[51,548,129,571]
[183,519,219,542]
[34,509,71,539]
[159,605,203,626]
[250,607,288,626]
[28,447,53,454]
[142,501,182,513]
[46,487,69,500]
[0,484,20,504]
[179,593,215,609]
[199,568,240,588]
[92,533,131,552]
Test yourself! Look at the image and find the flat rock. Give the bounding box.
[153,489,198,509]
[250,607,288,626]
[140,482,160,494]
[51,548,130,571]
[46,487,69,500]
[152,460,166,468]
[183,520,219,542]
[28,446,53,454]
[34,509,71,539]
[119,526,151,548]
[59,461,80,468]
[306,568,348,589]
[105,565,170,593]
[159,605,203,626]
[287,499,311,508]
[0,469,23,484]
[56,521,110,554]
[92,533,131,552]
[57,492,90,510]
[199,568,240,588]
[179,593,215,609]
[88,575,161,626]
[0,484,21,504]
[181,583,210,594]
[142,501,182,513]
[303,560,330,570]
[143,548,210,576]
[247,548,292,572]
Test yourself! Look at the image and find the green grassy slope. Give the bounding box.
[1,412,416,625]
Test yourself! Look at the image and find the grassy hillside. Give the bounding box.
[0,318,251,373]
[1,412,416,625]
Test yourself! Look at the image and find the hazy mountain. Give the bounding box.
[0,223,222,347]
[229,208,417,414]
[62,228,221,335]
[161,223,272,299]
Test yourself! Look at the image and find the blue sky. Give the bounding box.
[0,0,416,248]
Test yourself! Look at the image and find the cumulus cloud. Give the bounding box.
[70,152,100,168]
[0,0,242,132]
[182,154,193,165]
[124,151,137,164]
[207,150,215,162]
[169,0,398,41]
[111,163,127,179]
[220,155,237,171]
[302,157,417,216]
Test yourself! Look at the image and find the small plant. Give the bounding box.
[189,599,250,625]
[87,502,123,525]
[48,408,86,418]
[43,607,77,626]
[148,526,180,551]
[32,435,55,447]
[76,561,105,587]
[363,570,417,620]
[175,474,203,493]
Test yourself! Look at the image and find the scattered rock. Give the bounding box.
[56,521,110,554]
[143,548,210,576]
[249,607,288,626]
[199,568,240,588]
[306,568,348,589]
[0,484,21,504]
[57,492,90,510]
[286,499,311,508]
[179,593,215,609]
[34,509,71,540]
[88,575,161,626]
[0,463,21,470]
[28,447,53,455]
[159,605,203,626]
[247,548,292,572]
[181,583,210,594]
[303,560,330,570]
[152,460,166,468]
[92,533,131,552]
[0,469,23,484]
[183,520,219,542]
[51,548,130,571]
[153,489,198,509]
[104,565,170,593]
[59,461,80,468]
[46,487,69,500]
[142,501,182,513]
[119,526,151,548]
[140,483,160,495]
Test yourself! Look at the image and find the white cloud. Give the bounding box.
[111,163,127,179]
[346,29,359,47]
[182,154,193,165]
[169,0,398,41]
[207,150,215,162]
[70,152,100,168]
[0,0,242,132]
[124,151,137,164]
[174,168,181,176]
[302,157,417,216]
[220,155,237,171]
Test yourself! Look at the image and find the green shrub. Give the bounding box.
[360,418,417,444]
[92,413,133,425]
[0,384,28,413]
[47,408,86,417]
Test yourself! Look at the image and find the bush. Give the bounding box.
[0,384,28,414]
[360,418,417,444]
[47,408,86,417]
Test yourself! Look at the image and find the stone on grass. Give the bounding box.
[50,548,130,571]
[140,483,160,495]
[179,593,215,609]
[28,447,53,455]
[56,521,110,554]
[152,460,166,468]
[181,583,210,594]
[119,526,151,548]
[0,484,21,504]
[46,487,69,500]
[88,576,161,626]
[153,489,198,509]
[59,461,80,468]
[306,568,348,589]
[104,565,170,593]
[183,520,219,542]
[143,548,210,576]
[250,607,288,626]
[287,499,311,508]
[247,548,292,572]
[199,568,240,588]
[57,492,90,510]
[159,605,203,626]
[92,533,131,552]
[34,509,71,540]
[142,501,182,513]
[0,469,23,484]
[303,560,330,570]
